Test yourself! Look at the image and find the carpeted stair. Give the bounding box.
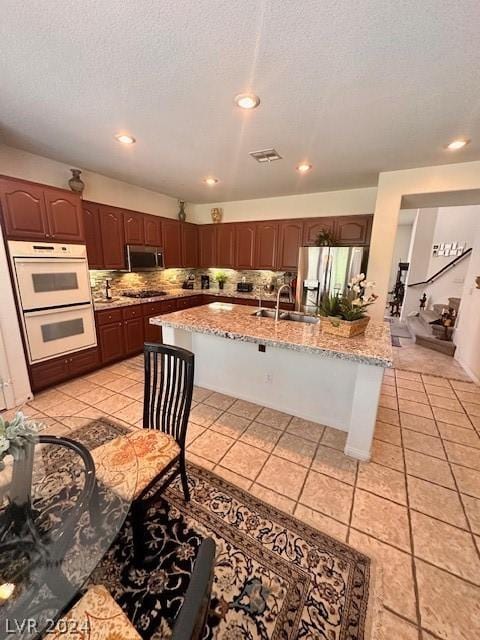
[406,297,460,356]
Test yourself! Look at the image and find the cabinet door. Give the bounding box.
[144,315,163,343]
[182,223,199,267]
[124,317,145,355]
[163,220,182,267]
[335,215,372,246]
[99,207,125,269]
[30,356,70,391]
[124,210,145,245]
[68,347,99,376]
[198,225,216,268]
[83,202,104,268]
[302,218,335,246]
[277,220,303,270]
[235,222,256,269]
[0,178,48,239]
[255,222,278,269]
[216,223,236,268]
[144,215,162,246]
[98,322,125,363]
[44,190,84,242]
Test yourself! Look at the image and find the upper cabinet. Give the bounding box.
[198,225,216,268]
[163,219,182,267]
[216,223,236,268]
[235,222,256,270]
[144,214,162,246]
[99,206,125,269]
[0,176,84,242]
[124,210,145,245]
[303,218,335,246]
[82,201,103,269]
[277,220,303,270]
[182,223,199,268]
[335,215,372,246]
[256,222,278,270]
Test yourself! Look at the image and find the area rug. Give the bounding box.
[90,465,381,639]
[29,418,381,640]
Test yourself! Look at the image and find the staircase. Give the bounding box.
[406,297,460,356]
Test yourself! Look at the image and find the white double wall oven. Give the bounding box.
[9,241,97,364]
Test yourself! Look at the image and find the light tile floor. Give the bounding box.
[3,357,480,640]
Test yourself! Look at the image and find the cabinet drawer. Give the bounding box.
[142,301,166,316]
[177,296,199,309]
[30,357,70,391]
[96,308,123,325]
[122,305,142,320]
[69,347,99,375]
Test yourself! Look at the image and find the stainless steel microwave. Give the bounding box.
[126,245,165,271]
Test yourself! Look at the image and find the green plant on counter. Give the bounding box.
[214,270,228,285]
[318,275,378,321]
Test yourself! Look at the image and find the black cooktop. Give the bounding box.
[123,290,168,298]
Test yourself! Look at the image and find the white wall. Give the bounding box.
[189,187,377,224]
[0,145,179,217]
[455,220,480,382]
[389,223,413,291]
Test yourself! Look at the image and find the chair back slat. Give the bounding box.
[143,343,194,446]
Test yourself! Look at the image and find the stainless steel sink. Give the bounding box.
[280,312,319,324]
[252,309,319,324]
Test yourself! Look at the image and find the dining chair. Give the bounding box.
[172,537,216,640]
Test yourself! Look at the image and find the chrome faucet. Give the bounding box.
[275,284,292,321]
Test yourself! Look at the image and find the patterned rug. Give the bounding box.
[90,462,380,639]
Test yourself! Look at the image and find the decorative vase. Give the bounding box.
[321,315,370,338]
[178,200,186,222]
[211,207,223,223]
[68,169,85,194]
[10,441,35,507]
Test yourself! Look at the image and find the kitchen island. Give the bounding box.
[151,303,393,460]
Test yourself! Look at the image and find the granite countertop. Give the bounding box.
[151,302,393,367]
[93,288,269,311]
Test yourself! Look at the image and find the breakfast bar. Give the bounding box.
[151,302,393,460]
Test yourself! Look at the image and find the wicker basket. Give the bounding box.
[321,315,370,338]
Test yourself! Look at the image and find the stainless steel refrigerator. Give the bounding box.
[295,246,366,313]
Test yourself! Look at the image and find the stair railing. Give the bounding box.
[407,248,472,287]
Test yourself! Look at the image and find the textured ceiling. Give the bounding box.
[1,1,480,203]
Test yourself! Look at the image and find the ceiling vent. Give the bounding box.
[249,148,282,163]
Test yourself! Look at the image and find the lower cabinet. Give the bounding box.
[124,317,145,355]
[97,321,125,363]
[30,347,99,391]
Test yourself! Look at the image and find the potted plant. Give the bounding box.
[1,412,39,506]
[319,274,378,337]
[214,270,228,290]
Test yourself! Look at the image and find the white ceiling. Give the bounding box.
[1,1,480,204]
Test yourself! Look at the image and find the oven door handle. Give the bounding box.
[23,303,93,318]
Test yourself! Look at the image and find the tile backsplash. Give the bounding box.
[89,268,296,299]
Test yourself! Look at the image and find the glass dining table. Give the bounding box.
[0,415,139,640]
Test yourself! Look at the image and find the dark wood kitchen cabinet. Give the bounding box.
[216,223,236,268]
[255,222,278,270]
[277,220,303,270]
[82,201,104,268]
[182,222,199,267]
[144,214,163,246]
[335,215,372,246]
[198,224,216,268]
[163,219,182,267]
[29,347,99,391]
[124,210,145,245]
[0,176,84,242]
[97,320,125,363]
[235,222,256,269]
[99,206,125,269]
[302,218,336,246]
[123,316,145,354]
[44,190,84,242]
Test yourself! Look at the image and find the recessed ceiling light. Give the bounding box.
[296,163,312,173]
[446,138,470,150]
[204,177,219,186]
[234,93,260,110]
[115,133,136,144]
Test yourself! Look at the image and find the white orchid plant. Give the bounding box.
[0,412,39,470]
[319,274,378,321]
